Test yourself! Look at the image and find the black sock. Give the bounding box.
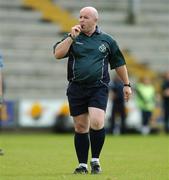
[90,128,105,158]
[74,132,89,164]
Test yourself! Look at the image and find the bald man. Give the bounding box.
[53,6,132,174]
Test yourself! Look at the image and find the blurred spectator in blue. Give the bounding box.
[0,52,3,108]
[0,52,4,122]
[161,71,169,134]
[135,77,156,135]
[0,51,4,155]
[109,75,126,135]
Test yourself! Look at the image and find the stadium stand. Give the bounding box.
[54,0,169,72]
[0,0,67,99]
[23,0,78,32]
[0,0,168,99]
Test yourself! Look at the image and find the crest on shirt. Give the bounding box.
[98,44,107,53]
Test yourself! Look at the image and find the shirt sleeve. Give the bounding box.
[108,40,126,69]
[53,34,71,58]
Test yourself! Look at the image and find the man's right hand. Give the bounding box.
[54,25,81,59]
[70,25,81,39]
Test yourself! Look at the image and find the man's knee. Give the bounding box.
[89,107,105,130]
[74,123,89,133]
[90,118,104,130]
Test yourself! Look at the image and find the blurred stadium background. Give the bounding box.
[0,0,169,132]
[0,1,169,179]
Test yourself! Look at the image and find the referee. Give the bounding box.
[53,6,132,174]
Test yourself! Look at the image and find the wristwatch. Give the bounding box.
[123,83,131,87]
[68,33,75,41]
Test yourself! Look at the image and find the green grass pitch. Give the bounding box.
[0,133,168,180]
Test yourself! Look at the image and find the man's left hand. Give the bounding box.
[123,86,132,102]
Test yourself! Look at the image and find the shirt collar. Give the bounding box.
[95,26,101,34]
[80,26,101,36]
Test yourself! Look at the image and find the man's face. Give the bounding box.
[79,9,97,33]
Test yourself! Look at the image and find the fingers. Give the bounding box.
[124,94,130,102]
[71,25,81,38]
[123,87,132,102]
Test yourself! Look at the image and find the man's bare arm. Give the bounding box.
[115,65,130,84]
[54,25,81,59]
[115,65,132,101]
[54,37,73,59]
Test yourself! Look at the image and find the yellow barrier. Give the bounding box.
[23,0,78,32]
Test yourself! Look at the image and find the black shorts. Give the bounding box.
[66,81,109,116]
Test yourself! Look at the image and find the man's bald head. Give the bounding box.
[80,7,99,21]
[79,6,99,36]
